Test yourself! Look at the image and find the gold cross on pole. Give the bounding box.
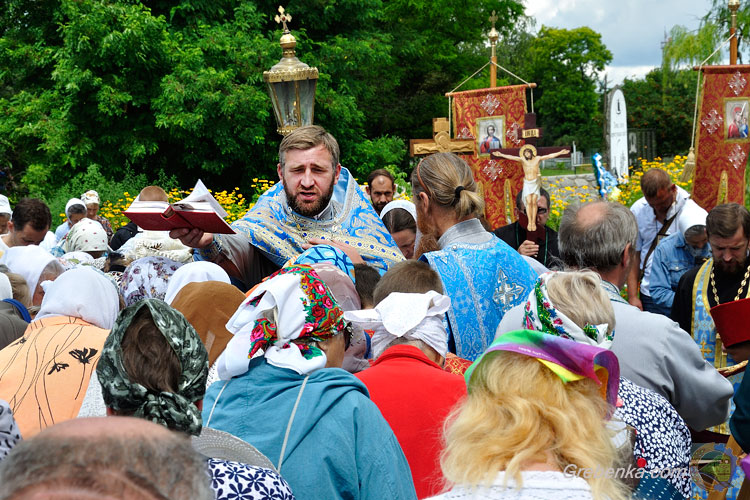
[274,6,292,32]
[489,10,498,31]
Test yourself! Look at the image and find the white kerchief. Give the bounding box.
[379,200,417,222]
[164,261,231,305]
[344,291,451,358]
[36,267,120,329]
[0,245,56,296]
[63,218,108,253]
[0,273,12,301]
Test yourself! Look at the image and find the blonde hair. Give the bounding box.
[441,351,628,500]
[279,125,339,170]
[411,153,484,219]
[545,270,615,336]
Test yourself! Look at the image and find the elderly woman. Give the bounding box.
[498,271,692,498]
[0,267,119,437]
[0,245,65,307]
[80,190,114,242]
[431,329,627,500]
[54,198,87,243]
[203,265,417,500]
[380,200,418,259]
[96,299,295,500]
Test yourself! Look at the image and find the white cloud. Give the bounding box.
[604,65,656,86]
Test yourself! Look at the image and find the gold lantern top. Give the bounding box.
[263,6,319,135]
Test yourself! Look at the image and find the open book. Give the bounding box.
[123,180,236,234]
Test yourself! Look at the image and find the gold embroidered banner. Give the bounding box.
[447,85,528,229]
[693,65,750,210]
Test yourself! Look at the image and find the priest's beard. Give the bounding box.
[284,181,335,218]
[414,210,441,259]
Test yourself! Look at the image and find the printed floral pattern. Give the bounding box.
[119,256,183,306]
[207,458,296,500]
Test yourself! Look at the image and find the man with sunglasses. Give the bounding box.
[494,188,560,269]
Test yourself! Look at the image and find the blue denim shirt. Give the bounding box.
[649,231,710,313]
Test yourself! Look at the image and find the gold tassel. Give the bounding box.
[717,170,729,205]
[681,146,696,182]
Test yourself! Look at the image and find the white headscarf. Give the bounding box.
[35,267,120,329]
[0,245,58,296]
[164,261,231,305]
[0,273,12,301]
[62,218,108,253]
[344,291,451,358]
[0,195,11,216]
[379,200,417,222]
[677,202,708,236]
[80,190,100,206]
[65,198,86,218]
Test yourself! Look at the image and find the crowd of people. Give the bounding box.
[0,125,747,499]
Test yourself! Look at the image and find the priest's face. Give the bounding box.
[278,144,341,217]
[710,226,750,274]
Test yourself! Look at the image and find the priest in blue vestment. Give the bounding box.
[171,126,404,289]
[412,152,537,361]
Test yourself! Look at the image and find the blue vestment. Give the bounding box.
[231,167,403,274]
[202,358,417,500]
[422,236,537,361]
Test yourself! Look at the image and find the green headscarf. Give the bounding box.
[97,299,209,436]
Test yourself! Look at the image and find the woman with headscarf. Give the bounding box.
[0,267,119,438]
[97,299,296,500]
[62,218,109,259]
[0,245,65,307]
[54,198,87,243]
[80,190,113,242]
[499,270,692,498]
[119,256,183,306]
[171,281,246,366]
[164,261,231,305]
[380,200,418,259]
[203,265,417,500]
[0,273,30,350]
[431,329,627,500]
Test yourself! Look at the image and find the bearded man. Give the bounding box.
[672,202,750,434]
[172,126,402,288]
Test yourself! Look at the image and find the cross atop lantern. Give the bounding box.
[264,6,319,135]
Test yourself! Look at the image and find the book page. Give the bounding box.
[177,179,228,218]
[124,200,170,212]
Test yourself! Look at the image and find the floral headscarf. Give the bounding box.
[523,272,613,348]
[119,257,183,306]
[97,299,208,436]
[62,218,108,253]
[216,265,346,379]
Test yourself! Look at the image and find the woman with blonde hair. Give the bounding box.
[411,152,536,360]
[432,328,626,500]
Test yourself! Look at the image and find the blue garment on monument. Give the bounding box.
[231,167,403,274]
[202,358,417,500]
[422,235,537,361]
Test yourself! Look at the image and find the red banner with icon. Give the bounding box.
[693,65,750,210]
[448,85,528,229]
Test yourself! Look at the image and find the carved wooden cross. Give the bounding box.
[409,118,475,156]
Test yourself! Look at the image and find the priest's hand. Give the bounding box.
[303,237,365,264]
[169,228,214,249]
[518,240,539,258]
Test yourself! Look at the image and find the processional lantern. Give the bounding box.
[264,6,319,136]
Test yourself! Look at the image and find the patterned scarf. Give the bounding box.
[523,272,613,348]
[97,299,208,436]
[217,265,346,378]
[466,329,620,408]
[119,256,183,306]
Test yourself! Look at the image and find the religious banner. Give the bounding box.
[447,85,528,229]
[693,65,750,210]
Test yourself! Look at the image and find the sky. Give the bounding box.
[524,0,715,85]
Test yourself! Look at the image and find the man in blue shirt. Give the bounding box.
[649,203,710,316]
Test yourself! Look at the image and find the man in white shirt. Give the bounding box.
[626,168,702,314]
[0,198,51,257]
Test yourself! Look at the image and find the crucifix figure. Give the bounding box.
[492,144,569,231]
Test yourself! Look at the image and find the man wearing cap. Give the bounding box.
[648,203,710,316]
[626,168,704,313]
[348,291,466,499]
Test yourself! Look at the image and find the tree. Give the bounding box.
[526,26,612,152]
[621,68,694,157]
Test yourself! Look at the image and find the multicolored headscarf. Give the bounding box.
[216,265,346,379]
[97,299,208,436]
[523,272,613,348]
[62,218,108,253]
[466,329,619,409]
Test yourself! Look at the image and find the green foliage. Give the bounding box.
[621,68,695,157]
[527,26,612,153]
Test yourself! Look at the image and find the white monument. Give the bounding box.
[606,88,628,180]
